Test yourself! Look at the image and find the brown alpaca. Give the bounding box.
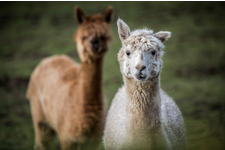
[26,6,113,150]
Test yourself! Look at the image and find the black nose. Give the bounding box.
[91,37,99,51]
[135,65,146,72]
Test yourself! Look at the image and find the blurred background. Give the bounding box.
[0,1,224,150]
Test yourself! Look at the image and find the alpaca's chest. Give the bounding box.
[122,113,168,150]
[124,131,151,149]
[123,121,154,149]
[123,125,171,150]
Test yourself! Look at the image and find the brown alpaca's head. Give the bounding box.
[74,6,113,62]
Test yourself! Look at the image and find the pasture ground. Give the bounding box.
[0,2,225,150]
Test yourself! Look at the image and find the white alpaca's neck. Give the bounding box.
[123,75,169,149]
[124,75,161,128]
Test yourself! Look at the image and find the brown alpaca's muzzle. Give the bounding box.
[90,36,100,52]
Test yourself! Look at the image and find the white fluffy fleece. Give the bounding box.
[124,29,164,55]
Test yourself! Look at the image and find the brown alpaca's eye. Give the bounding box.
[100,36,106,41]
[126,51,130,56]
[152,50,156,55]
[82,36,87,41]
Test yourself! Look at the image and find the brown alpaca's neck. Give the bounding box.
[79,58,103,102]
[124,75,162,129]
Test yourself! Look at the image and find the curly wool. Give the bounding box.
[123,29,165,57]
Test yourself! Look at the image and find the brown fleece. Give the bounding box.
[26,6,113,150]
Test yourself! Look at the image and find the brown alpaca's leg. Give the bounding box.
[80,138,101,150]
[59,140,73,150]
[30,98,55,150]
[59,136,80,150]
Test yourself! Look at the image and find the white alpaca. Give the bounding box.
[103,19,187,150]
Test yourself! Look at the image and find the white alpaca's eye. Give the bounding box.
[151,50,156,55]
[126,51,130,56]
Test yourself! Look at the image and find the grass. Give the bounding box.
[0,1,225,150]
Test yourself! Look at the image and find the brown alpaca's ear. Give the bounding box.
[154,31,171,42]
[117,19,130,41]
[75,6,85,24]
[104,6,113,23]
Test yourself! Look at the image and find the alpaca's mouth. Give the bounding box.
[91,46,106,55]
[136,75,146,81]
[134,71,147,81]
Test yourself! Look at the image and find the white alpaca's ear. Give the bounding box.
[117,19,130,41]
[154,31,171,42]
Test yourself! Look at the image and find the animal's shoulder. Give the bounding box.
[105,85,127,129]
[104,85,127,148]
[160,89,182,121]
[40,55,79,70]
[160,89,187,149]
[36,55,80,80]
[160,89,184,131]
[109,86,127,112]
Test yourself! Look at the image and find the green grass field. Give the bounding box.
[0,2,225,150]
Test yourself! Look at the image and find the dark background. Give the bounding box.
[0,2,224,150]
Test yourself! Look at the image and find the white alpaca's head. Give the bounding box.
[117,19,171,81]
